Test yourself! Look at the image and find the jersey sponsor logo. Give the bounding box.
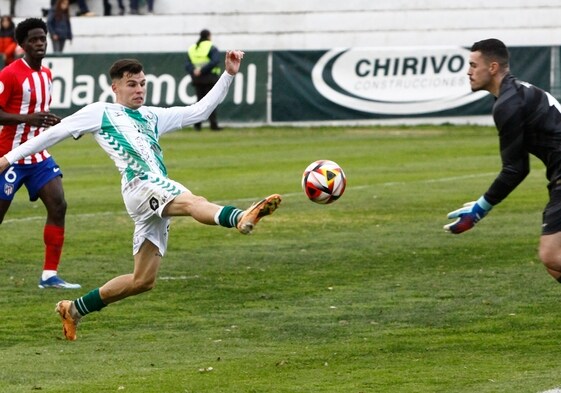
[311,46,488,115]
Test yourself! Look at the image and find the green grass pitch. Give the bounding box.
[1,125,560,393]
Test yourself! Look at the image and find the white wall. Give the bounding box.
[1,0,560,54]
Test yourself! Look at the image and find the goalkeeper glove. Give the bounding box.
[444,196,493,234]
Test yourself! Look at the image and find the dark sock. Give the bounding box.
[74,288,107,316]
[218,206,243,228]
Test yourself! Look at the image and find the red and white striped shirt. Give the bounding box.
[0,58,52,165]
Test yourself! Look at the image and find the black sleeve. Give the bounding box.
[483,91,530,205]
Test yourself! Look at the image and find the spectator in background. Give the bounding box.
[50,0,94,17]
[103,0,125,16]
[130,0,154,15]
[0,16,17,67]
[73,0,95,16]
[47,0,73,53]
[8,0,16,17]
[185,29,223,131]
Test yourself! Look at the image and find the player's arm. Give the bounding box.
[0,124,73,172]
[0,107,61,128]
[445,97,529,234]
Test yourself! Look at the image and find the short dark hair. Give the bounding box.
[470,38,510,69]
[14,18,47,46]
[109,59,144,80]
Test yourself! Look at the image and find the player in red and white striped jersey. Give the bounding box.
[0,18,79,289]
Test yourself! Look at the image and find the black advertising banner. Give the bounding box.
[272,46,551,122]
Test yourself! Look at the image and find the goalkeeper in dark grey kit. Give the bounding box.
[444,38,561,284]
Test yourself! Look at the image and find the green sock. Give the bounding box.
[74,288,107,316]
[217,206,243,228]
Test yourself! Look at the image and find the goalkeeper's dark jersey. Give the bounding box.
[483,73,561,205]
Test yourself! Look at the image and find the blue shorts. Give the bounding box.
[0,157,63,202]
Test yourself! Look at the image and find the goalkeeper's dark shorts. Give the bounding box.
[542,186,561,235]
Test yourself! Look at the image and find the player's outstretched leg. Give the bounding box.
[237,194,282,234]
[55,300,81,341]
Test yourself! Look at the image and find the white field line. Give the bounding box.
[3,210,120,224]
[2,172,499,225]
[159,275,200,281]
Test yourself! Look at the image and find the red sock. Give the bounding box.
[43,225,65,271]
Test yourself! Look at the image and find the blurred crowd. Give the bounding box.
[0,15,17,66]
[41,0,156,18]
[0,0,157,61]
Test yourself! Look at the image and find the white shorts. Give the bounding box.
[121,174,188,256]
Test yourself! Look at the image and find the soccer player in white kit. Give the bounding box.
[0,50,281,340]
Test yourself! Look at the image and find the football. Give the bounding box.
[302,160,347,204]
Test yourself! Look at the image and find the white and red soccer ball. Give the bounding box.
[302,160,346,204]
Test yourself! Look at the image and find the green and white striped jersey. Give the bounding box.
[68,102,183,183]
